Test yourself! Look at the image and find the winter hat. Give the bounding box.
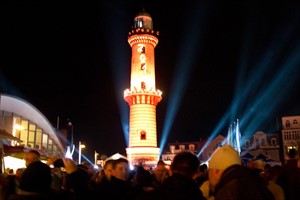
[208,145,241,170]
[19,161,52,193]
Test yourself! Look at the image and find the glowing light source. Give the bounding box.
[94,150,99,168]
[14,124,24,130]
[78,141,85,164]
[4,156,25,172]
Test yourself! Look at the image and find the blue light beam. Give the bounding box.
[160,2,212,156]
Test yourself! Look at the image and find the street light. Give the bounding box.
[78,141,85,164]
[94,151,99,168]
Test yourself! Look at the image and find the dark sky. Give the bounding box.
[1,0,300,162]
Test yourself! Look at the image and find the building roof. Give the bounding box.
[0,93,64,153]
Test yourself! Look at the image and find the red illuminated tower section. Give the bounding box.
[124,11,162,166]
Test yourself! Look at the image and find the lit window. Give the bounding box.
[179,145,185,151]
[286,120,290,127]
[134,18,143,28]
[271,138,276,146]
[141,82,146,90]
[140,130,146,140]
[138,20,143,28]
[188,144,195,151]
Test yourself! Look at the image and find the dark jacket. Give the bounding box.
[137,173,205,200]
[99,175,135,200]
[213,165,275,200]
[277,159,300,200]
[63,167,92,199]
[19,161,52,194]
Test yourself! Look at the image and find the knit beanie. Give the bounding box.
[208,145,241,170]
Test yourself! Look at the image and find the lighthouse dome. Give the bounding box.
[133,11,153,30]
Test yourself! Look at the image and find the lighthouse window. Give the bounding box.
[138,20,143,28]
[138,44,146,53]
[141,82,146,90]
[140,130,146,140]
[271,138,277,146]
[134,18,143,28]
[141,46,145,53]
[141,63,146,70]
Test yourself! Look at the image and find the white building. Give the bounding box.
[281,115,300,160]
[0,93,65,172]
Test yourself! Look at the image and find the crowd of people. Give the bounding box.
[0,145,299,200]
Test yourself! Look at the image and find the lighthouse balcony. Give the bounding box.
[128,28,159,37]
[124,88,162,97]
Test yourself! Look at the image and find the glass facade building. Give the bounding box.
[0,94,65,171]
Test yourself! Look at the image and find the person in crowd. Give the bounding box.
[206,145,275,200]
[90,169,103,191]
[138,151,205,200]
[14,168,24,187]
[247,159,257,169]
[195,163,208,187]
[2,169,17,200]
[276,148,300,200]
[246,159,269,183]
[103,159,114,181]
[0,169,6,198]
[255,159,266,171]
[80,162,96,179]
[199,179,215,200]
[92,159,114,193]
[46,157,65,192]
[8,150,53,200]
[152,160,169,189]
[24,150,41,167]
[111,158,130,181]
[60,158,92,200]
[101,158,134,199]
[262,165,285,200]
[130,165,155,198]
[197,164,214,200]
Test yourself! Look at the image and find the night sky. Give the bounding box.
[1,0,300,162]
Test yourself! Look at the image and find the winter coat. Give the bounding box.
[213,165,275,200]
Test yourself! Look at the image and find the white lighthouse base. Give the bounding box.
[126,147,160,168]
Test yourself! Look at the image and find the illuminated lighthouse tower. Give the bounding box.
[124,11,162,166]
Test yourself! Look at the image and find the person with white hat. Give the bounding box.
[206,145,275,200]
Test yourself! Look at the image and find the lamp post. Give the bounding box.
[78,141,85,164]
[94,151,99,167]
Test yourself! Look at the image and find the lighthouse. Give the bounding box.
[124,11,162,167]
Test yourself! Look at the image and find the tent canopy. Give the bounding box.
[0,129,22,142]
[105,153,127,161]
